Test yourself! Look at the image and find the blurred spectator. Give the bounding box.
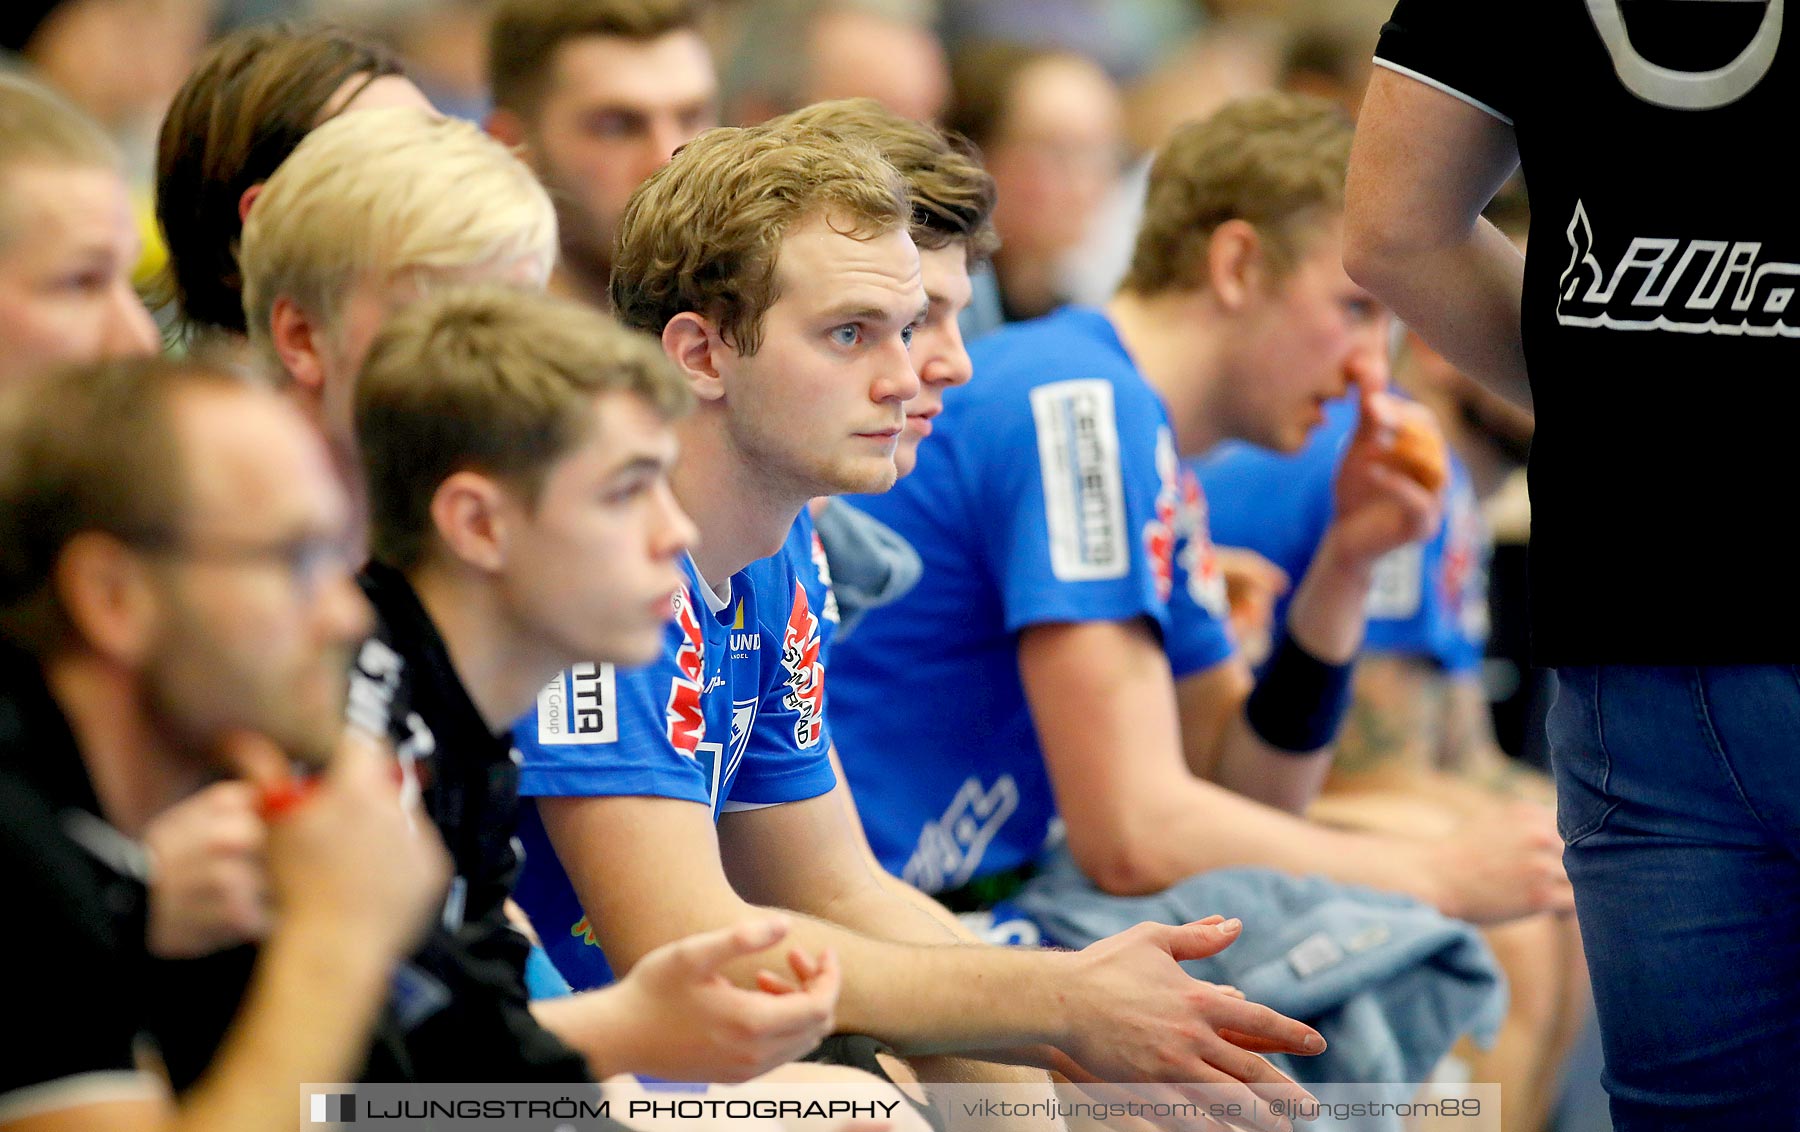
[154,24,429,342]
[946,41,1122,323]
[0,352,450,1132]
[0,74,159,386]
[4,0,218,287]
[312,0,495,120]
[486,0,718,310]
[721,0,948,123]
[938,0,1200,84]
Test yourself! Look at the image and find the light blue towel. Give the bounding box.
[813,499,923,640]
[1008,850,1506,1131]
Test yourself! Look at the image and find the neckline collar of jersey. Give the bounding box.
[1586,0,1782,109]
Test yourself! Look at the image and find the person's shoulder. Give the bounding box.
[966,307,1142,396]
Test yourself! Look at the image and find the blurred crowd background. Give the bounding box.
[0,0,1549,764]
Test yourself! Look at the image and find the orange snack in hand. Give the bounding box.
[1385,403,1449,493]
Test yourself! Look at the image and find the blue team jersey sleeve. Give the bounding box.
[956,308,1238,675]
[729,545,838,809]
[968,367,1175,634]
[511,578,716,807]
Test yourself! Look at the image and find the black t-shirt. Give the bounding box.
[1377,0,1798,664]
[0,646,161,1117]
[347,561,594,1084]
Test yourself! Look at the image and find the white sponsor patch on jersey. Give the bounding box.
[535,662,618,745]
[1365,544,1424,620]
[1030,379,1129,581]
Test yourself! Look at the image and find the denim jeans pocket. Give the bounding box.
[1548,666,1618,845]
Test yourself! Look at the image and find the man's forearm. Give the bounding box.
[1283,532,1374,665]
[1107,770,1439,907]
[604,887,1076,1059]
[1206,534,1367,810]
[1360,223,1530,409]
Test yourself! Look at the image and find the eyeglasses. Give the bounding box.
[115,527,357,600]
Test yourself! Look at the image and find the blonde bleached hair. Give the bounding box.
[609,119,909,354]
[240,107,557,376]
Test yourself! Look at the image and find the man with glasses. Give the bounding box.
[0,356,449,1132]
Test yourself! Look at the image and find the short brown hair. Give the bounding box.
[1122,93,1353,297]
[610,121,908,352]
[0,358,258,655]
[773,97,998,261]
[0,74,119,247]
[154,24,405,337]
[357,286,692,572]
[488,0,703,116]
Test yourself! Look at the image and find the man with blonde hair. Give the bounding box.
[0,73,158,385]
[509,115,1328,1112]
[239,104,556,462]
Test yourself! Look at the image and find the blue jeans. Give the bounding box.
[1550,666,1800,1130]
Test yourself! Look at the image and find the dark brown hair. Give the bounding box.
[944,40,1072,148]
[154,23,404,337]
[773,97,999,262]
[488,0,703,117]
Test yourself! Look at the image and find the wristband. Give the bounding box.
[1244,629,1354,753]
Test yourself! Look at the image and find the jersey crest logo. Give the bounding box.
[781,586,826,749]
[664,584,707,758]
[1557,199,1800,338]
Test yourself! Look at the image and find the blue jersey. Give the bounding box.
[829,307,1237,893]
[511,546,837,990]
[1196,396,1491,675]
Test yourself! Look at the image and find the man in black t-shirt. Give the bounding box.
[1346,2,1800,1127]
[0,356,448,1132]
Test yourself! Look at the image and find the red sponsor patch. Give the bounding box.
[664,584,706,757]
[781,585,826,748]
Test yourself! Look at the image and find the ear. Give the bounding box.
[238,182,264,225]
[54,533,160,666]
[428,471,511,573]
[270,296,327,397]
[1205,218,1266,313]
[485,108,529,151]
[661,312,729,403]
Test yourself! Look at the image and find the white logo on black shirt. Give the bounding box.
[1556,199,1800,338]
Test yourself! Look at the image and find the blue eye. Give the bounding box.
[830,325,861,347]
[902,325,917,348]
